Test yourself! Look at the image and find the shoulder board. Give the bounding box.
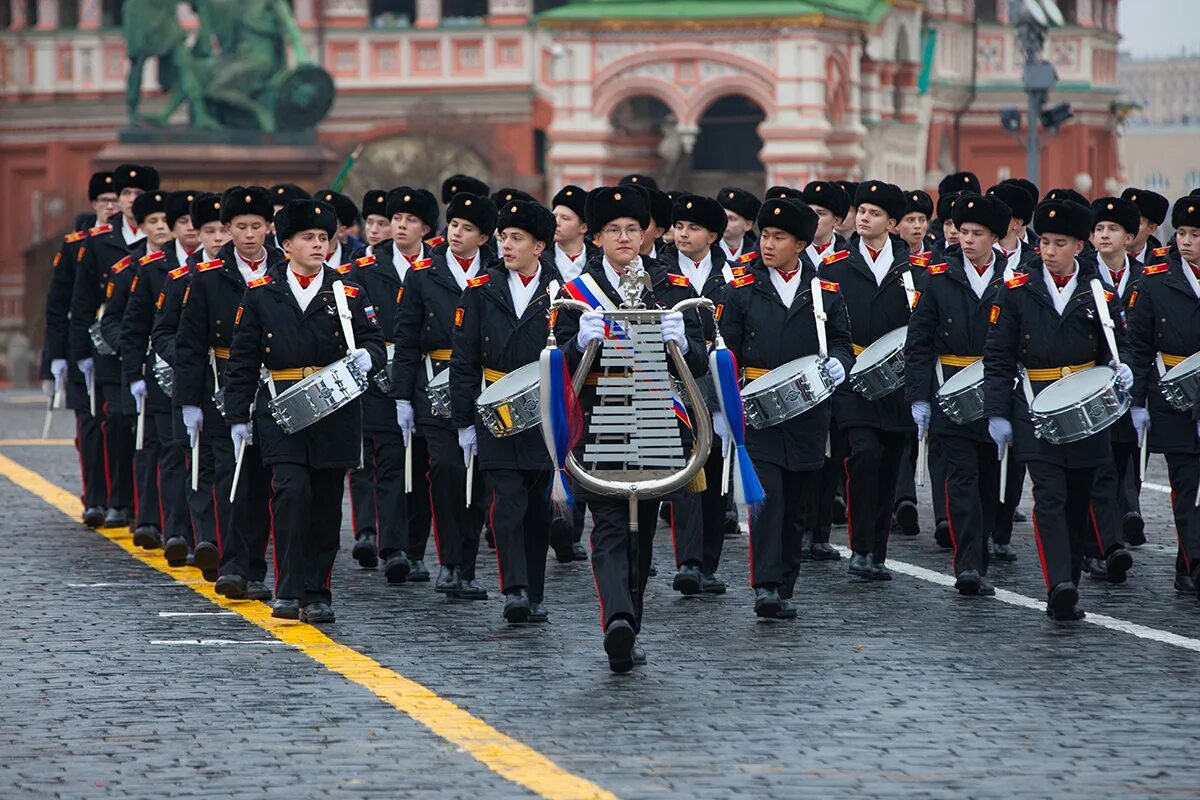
[334,263,352,274]
[138,250,166,266]
[736,251,758,264]
[1143,262,1169,275]
[1104,289,1115,302]
[667,273,690,287]
[169,265,190,280]
[342,284,360,297]
[818,279,840,292]
[909,253,930,268]
[197,259,224,272]
[247,275,272,288]
[823,249,850,266]
[466,274,490,288]
[355,255,376,267]
[424,236,446,248]
[730,266,747,277]
[411,258,433,271]
[110,255,132,274]
[65,231,87,244]
[927,263,948,275]
[88,223,112,237]
[1152,246,1170,258]
[731,274,756,288]
[1004,273,1030,289]
[53,251,62,267]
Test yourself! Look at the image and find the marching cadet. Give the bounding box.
[344,187,440,583]
[1127,197,1200,596]
[658,193,738,596]
[801,180,851,269]
[821,181,915,581]
[907,193,1012,595]
[630,186,671,262]
[360,189,391,250]
[719,198,852,618]
[1121,188,1170,266]
[546,185,596,286]
[716,187,760,263]
[269,184,310,250]
[315,189,361,265]
[450,200,559,623]
[931,192,962,263]
[71,163,158,530]
[553,186,707,672]
[897,190,933,259]
[441,174,490,206]
[223,199,385,625]
[987,183,1039,273]
[176,187,284,607]
[118,190,199,570]
[617,173,657,190]
[834,181,860,241]
[984,199,1135,621]
[392,192,500,600]
[43,171,117,528]
[765,186,803,201]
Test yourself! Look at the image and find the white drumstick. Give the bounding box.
[229,438,245,503]
[41,399,53,440]
[404,435,413,493]
[1139,433,1149,479]
[720,438,732,496]
[999,443,1009,501]
[53,376,65,410]
[190,433,200,492]
[135,400,146,451]
[465,453,475,507]
[916,432,928,487]
[87,371,96,417]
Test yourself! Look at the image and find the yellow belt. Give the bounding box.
[483,367,507,384]
[939,354,981,368]
[1161,352,1188,368]
[211,346,230,360]
[427,349,452,362]
[270,366,325,381]
[853,344,866,356]
[743,367,771,381]
[1025,361,1095,382]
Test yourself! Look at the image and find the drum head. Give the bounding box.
[1162,352,1200,381]
[477,362,540,404]
[429,369,451,388]
[937,360,984,396]
[849,327,908,374]
[743,355,821,394]
[1031,367,1114,412]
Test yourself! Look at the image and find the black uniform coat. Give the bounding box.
[719,262,855,472]
[390,242,500,431]
[819,232,916,433]
[174,242,288,439]
[119,246,184,416]
[450,266,556,470]
[1126,252,1200,455]
[70,214,144,386]
[223,264,385,469]
[43,223,93,410]
[984,257,1129,468]
[1091,250,1145,446]
[149,249,203,369]
[905,249,1007,443]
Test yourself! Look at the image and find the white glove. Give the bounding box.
[825,357,847,387]
[712,411,731,452]
[911,401,931,440]
[50,359,68,382]
[576,311,605,351]
[1114,362,1133,390]
[457,425,477,468]
[230,422,254,452]
[129,379,147,413]
[988,416,1012,456]
[41,379,56,398]
[660,311,689,353]
[349,347,372,374]
[182,404,203,446]
[395,399,415,446]
[77,357,94,380]
[1131,406,1150,446]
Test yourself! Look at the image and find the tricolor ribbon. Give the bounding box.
[709,346,765,509]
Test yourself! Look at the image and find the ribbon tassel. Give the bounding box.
[709,346,765,509]
[539,346,583,516]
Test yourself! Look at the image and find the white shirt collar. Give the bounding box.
[325,241,343,267]
[858,236,894,286]
[1042,261,1079,316]
[508,267,541,317]
[768,262,803,308]
[1134,241,1149,264]
[1182,260,1200,299]
[555,242,587,282]
[719,238,741,261]
[1097,253,1131,296]
[677,249,712,290]
[234,248,268,286]
[394,243,424,283]
[174,239,192,267]
[448,249,481,291]
[806,238,836,269]
[287,267,324,312]
[963,254,994,299]
[121,216,145,247]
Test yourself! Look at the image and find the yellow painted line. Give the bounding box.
[5,395,54,404]
[0,452,619,800]
[0,438,75,446]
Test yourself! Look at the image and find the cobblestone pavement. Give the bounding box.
[2,389,1199,799]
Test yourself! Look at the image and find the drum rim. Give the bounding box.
[1030,366,1116,411]
[428,369,451,387]
[848,326,908,374]
[936,360,985,395]
[477,362,541,403]
[742,354,823,394]
[1162,352,1200,381]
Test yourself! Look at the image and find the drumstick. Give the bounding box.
[190,433,200,492]
[465,453,475,507]
[135,399,146,451]
[1139,433,1149,479]
[916,432,928,487]
[41,397,54,440]
[720,438,732,496]
[53,376,65,410]
[229,438,245,503]
[86,371,96,417]
[404,435,413,493]
[999,443,1009,502]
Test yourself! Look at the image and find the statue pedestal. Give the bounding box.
[94,135,341,193]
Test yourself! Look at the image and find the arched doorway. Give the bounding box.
[689,95,765,195]
[606,95,675,185]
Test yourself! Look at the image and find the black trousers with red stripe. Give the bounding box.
[486,468,551,603]
[750,463,820,597]
[1164,453,1200,577]
[589,497,659,633]
[1081,459,1127,560]
[75,410,107,509]
[844,427,908,561]
[813,422,846,544]
[187,439,220,547]
[424,426,484,577]
[216,436,271,582]
[669,448,726,572]
[152,410,192,545]
[932,434,999,577]
[407,434,433,560]
[349,432,411,560]
[133,410,161,530]
[99,384,134,511]
[992,461,1026,545]
[269,462,345,606]
[1026,460,1099,591]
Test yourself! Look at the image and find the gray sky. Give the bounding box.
[1118,0,1200,58]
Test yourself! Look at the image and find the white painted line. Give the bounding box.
[835,545,1200,654]
[157,611,238,617]
[150,639,288,646]
[67,582,190,588]
[1143,481,1171,494]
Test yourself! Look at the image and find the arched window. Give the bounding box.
[441,0,486,21]
[370,0,415,26]
[1145,171,1169,192]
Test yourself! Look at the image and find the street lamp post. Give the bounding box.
[1010,0,1062,183]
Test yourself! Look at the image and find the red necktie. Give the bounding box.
[292,270,316,289]
[566,251,582,262]
[1050,270,1074,289]
[454,254,474,272]
[973,260,991,277]
[815,241,831,256]
[693,261,703,271]
[185,247,197,257]
[1189,262,1200,281]
[517,272,537,287]
[1111,267,1125,286]
[777,268,800,282]
[866,245,882,261]
[129,222,139,235]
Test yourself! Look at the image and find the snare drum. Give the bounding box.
[476,362,541,438]
[935,360,985,424]
[427,368,451,418]
[373,343,395,393]
[1029,366,1130,444]
[268,356,368,434]
[742,355,837,430]
[88,321,116,356]
[153,361,175,396]
[1159,352,1200,412]
[848,327,907,400]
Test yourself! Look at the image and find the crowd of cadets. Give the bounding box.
[40,161,1200,670]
